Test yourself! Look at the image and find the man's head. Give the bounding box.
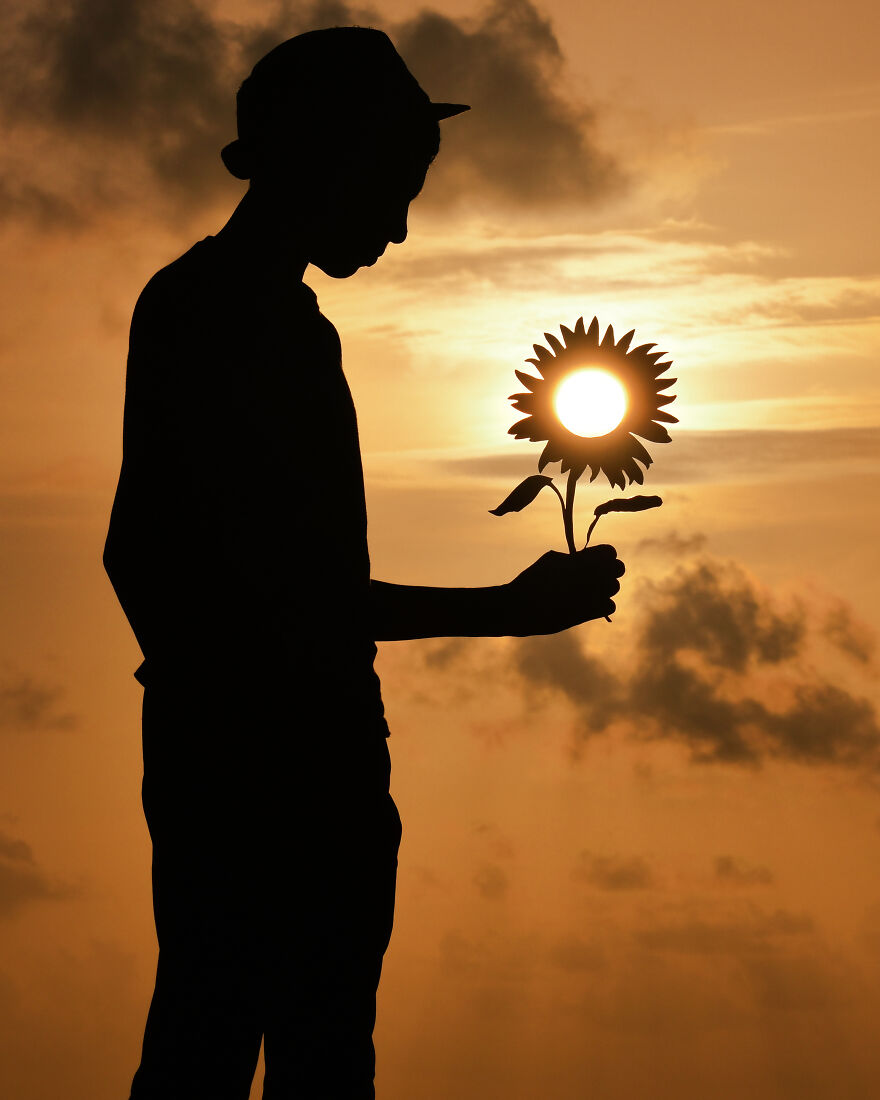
[221,28,469,278]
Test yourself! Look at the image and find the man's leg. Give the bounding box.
[129,683,265,1099]
[261,790,401,1099]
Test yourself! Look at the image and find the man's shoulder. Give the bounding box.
[132,236,322,334]
[133,238,217,327]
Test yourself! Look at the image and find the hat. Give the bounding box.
[221,27,469,180]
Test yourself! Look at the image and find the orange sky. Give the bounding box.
[1,1,879,1097]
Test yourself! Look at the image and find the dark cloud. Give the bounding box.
[639,560,806,674]
[0,0,618,227]
[0,671,76,733]
[740,953,836,1012]
[0,827,69,917]
[822,601,875,665]
[574,851,655,891]
[514,630,623,733]
[394,0,619,209]
[635,530,708,558]
[473,862,509,900]
[0,179,84,230]
[638,907,813,956]
[714,855,775,886]
[513,557,880,768]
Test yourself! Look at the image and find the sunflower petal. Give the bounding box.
[655,377,677,391]
[652,359,675,378]
[509,417,536,438]
[545,332,564,356]
[601,324,616,349]
[635,422,672,443]
[533,344,552,362]
[514,370,541,391]
[624,460,645,484]
[617,329,635,352]
[655,393,677,406]
[586,316,600,343]
[538,443,561,471]
[560,324,575,346]
[627,437,653,466]
[653,410,679,423]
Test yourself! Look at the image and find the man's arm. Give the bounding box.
[370,544,624,641]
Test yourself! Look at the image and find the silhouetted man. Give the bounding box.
[104,27,624,1099]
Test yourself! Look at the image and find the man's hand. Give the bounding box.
[503,544,625,636]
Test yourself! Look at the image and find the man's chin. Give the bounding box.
[313,254,373,279]
[312,247,385,279]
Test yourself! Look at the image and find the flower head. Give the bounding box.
[508,316,677,489]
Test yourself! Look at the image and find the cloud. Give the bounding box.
[638,560,806,674]
[474,862,509,900]
[445,427,880,488]
[574,851,655,891]
[636,530,708,558]
[514,630,623,733]
[0,828,69,917]
[0,0,619,227]
[714,855,775,886]
[638,907,814,956]
[822,601,875,665]
[548,934,606,972]
[394,0,620,209]
[511,556,880,768]
[0,671,76,733]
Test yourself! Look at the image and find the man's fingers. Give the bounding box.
[578,543,617,559]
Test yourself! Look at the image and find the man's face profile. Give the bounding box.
[257,119,435,279]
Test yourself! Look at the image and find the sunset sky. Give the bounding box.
[1,0,879,1097]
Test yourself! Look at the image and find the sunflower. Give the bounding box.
[508,316,677,489]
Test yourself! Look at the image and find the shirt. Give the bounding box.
[104,235,388,736]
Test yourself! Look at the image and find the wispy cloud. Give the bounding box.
[0,669,77,734]
[0,827,72,917]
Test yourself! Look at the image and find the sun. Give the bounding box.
[554,367,628,437]
[507,316,677,488]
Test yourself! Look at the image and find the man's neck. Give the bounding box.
[214,189,310,284]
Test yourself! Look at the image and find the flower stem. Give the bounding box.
[549,481,566,525]
[563,468,578,555]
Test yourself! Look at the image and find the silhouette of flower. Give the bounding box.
[491,316,676,557]
[508,316,677,489]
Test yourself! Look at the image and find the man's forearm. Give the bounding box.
[370,579,510,641]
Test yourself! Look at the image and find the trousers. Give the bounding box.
[128,675,401,1099]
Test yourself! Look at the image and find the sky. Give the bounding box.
[0,0,879,1096]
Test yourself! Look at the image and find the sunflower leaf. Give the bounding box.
[593,494,663,518]
[585,494,663,545]
[489,475,556,516]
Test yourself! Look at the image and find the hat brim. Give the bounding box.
[432,102,470,120]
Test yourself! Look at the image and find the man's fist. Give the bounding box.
[503,544,625,636]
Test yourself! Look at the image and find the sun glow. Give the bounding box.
[554,368,627,438]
